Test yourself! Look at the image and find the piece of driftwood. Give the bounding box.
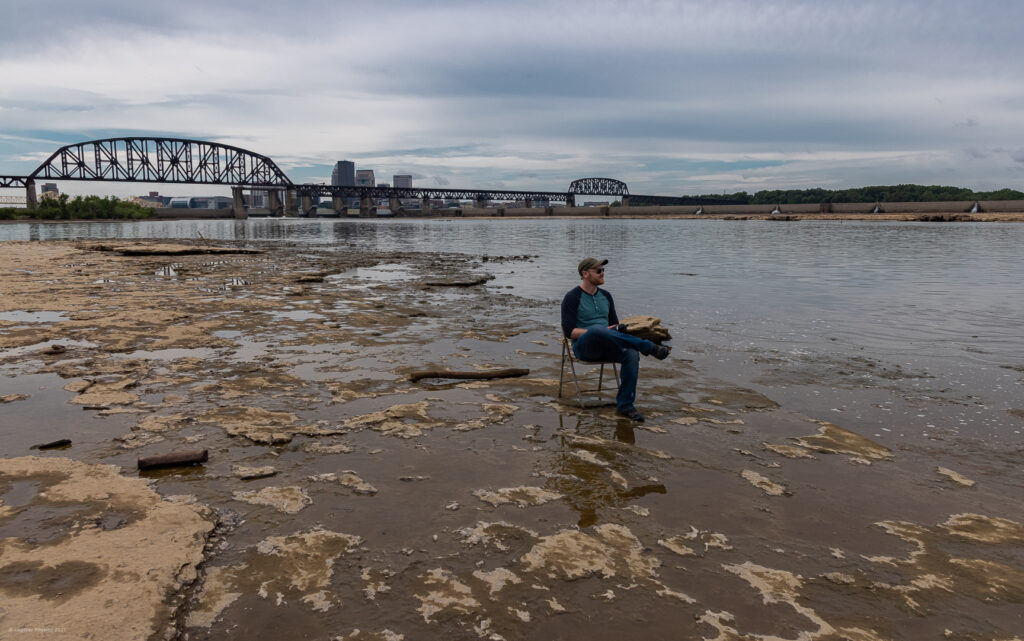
[138,449,209,470]
[620,315,672,344]
[30,438,72,450]
[409,368,529,382]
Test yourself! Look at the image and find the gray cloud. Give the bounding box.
[3,0,1024,193]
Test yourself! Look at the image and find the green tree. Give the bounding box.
[31,194,153,220]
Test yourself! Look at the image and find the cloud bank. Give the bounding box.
[2,0,1023,196]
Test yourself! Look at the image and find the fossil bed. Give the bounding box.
[0,240,1022,641]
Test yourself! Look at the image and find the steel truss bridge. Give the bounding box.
[1,176,29,188]
[31,137,291,186]
[1,137,708,208]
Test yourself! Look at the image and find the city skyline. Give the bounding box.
[2,0,1024,199]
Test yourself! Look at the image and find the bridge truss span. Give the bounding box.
[0,176,30,189]
[568,177,629,197]
[30,138,293,187]
[295,184,571,203]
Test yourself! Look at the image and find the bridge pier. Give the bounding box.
[300,195,315,217]
[25,179,37,210]
[267,189,283,216]
[524,199,533,208]
[388,196,402,215]
[332,195,348,216]
[620,196,630,207]
[421,196,431,216]
[280,188,296,216]
[566,194,575,208]
[284,189,298,217]
[359,196,376,217]
[231,186,248,219]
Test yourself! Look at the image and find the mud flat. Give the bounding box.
[1,240,1022,640]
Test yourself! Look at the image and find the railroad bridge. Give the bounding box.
[0,137,677,216]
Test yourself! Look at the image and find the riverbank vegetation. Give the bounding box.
[701,184,1024,205]
[0,195,155,220]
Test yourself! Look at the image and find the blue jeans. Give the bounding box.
[573,325,656,412]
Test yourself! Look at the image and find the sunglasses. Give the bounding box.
[592,268,605,274]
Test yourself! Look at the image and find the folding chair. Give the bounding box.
[558,337,620,408]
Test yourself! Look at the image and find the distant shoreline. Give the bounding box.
[3,211,1024,223]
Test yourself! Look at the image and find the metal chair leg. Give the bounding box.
[558,338,568,399]
[569,352,586,408]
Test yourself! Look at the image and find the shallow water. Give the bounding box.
[2,222,1023,640]
[4,218,1022,440]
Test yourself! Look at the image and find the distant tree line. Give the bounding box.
[691,184,1024,205]
[0,195,155,220]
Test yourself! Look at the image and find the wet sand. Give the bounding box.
[1,240,1022,640]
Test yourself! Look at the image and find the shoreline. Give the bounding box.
[3,210,1024,224]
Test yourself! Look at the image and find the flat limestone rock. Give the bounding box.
[232,465,278,480]
[343,401,446,439]
[763,442,817,459]
[233,486,311,514]
[63,380,93,393]
[519,523,661,582]
[78,241,263,256]
[741,469,789,496]
[71,390,139,407]
[658,536,696,556]
[188,528,362,625]
[309,471,378,495]
[937,467,975,487]
[200,406,337,445]
[0,456,215,641]
[794,421,892,462]
[473,486,564,507]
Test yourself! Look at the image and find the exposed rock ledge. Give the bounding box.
[0,456,216,641]
[76,241,263,255]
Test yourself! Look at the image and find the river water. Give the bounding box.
[3,217,1024,639]
[4,217,1023,445]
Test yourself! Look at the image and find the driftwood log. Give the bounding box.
[30,438,72,450]
[138,449,209,470]
[409,368,529,382]
[620,315,672,344]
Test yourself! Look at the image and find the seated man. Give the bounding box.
[561,257,670,422]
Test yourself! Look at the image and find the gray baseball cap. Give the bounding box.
[578,257,608,275]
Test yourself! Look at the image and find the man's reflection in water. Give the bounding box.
[577,507,599,528]
[551,413,667,528]
[614,421,636,444]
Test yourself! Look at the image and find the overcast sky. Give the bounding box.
[2,0,1023,197]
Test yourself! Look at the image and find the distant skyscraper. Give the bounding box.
[331,160,355,187]
[393,175,412,188]
[39,183,59,200]
[355,170,375,187]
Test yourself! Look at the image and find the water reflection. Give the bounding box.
[547,412,669,527]
[614,422,636,444]
[2,217,1023,429]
